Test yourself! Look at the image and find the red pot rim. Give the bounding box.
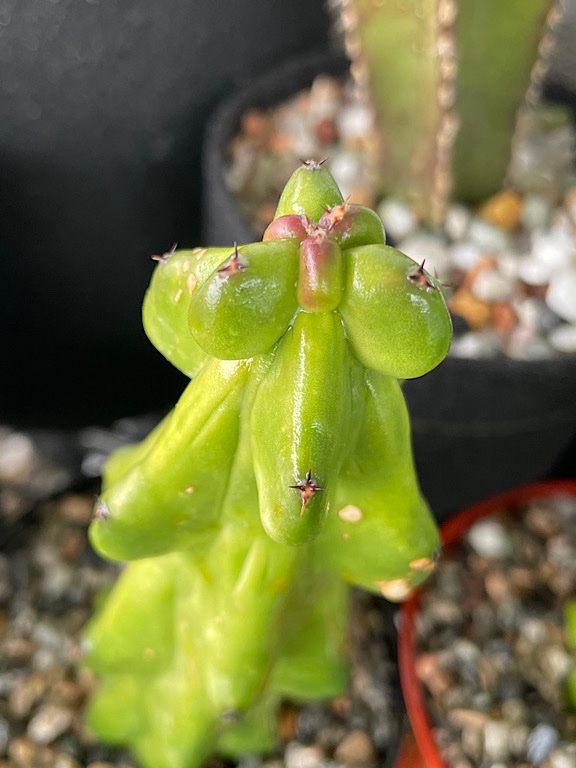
[398,478,576,768]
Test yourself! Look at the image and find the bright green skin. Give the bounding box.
[566,600,576,711]
[85,163,452,768]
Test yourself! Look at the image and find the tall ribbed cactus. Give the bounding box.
[333,0,561,223]
[84,162,452,768]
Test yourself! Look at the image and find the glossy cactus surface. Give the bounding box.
[85,162,452,768]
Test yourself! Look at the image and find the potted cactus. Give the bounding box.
[203,0,576,517]
[80,160,453,768]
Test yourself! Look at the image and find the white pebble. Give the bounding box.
[336,102,374,143]
[449,241,482,272]
[518,256,553,286]
[521,194,552,230]
[546,268,576,322]
[471,269,512,303]
[284,742,324,768]
[531,227,575,271]
[445,203,471,241]
[0,432,34,482]
[27,704,73,744]
[549,323,576,353]
[527,723,559,765]
[329,150,362,198]
[468,218,509,253]
[467,519,512,560]
[450,331,499,359]
[377,198,416,241]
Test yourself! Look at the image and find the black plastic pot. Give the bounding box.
[202,52,576,520]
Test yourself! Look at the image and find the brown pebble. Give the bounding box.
[478,190,523,231]
[415,652,453,696]
[2,636,38,662]
[8,735,38,766]
[334,729,376,766]
[315,118,339,145]
[58,531,86,562]
[49,678,85,708]
[58,495,94,525]
[449,288,492,330]
[491,301,517,336]
[87,763,116,768]
[9,671,50,719]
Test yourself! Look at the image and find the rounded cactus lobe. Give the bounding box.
[251,310,352,546]
[89,359,249,561]
[188,241,299,360]
[339,244,452,379]
[275,161,344,223]
[298,232,343,312]
[316,369,439,598]
[143,246,232,377]
[262,214,309,242]
[319,202,386,249]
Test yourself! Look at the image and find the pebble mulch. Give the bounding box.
[0,428,401,768]
[413,494,576,768]
[226,74,576,360]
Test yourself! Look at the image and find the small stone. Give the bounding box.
[467,519,513,560]
[58,494,94,525]
[468,218,510,252]
[415,652,453,696]
[449,241,482,272]
[478,190,523,231]
[549,748,576,768]
[527,723,559,765]
[449,330,499,358]
[336,103,374,144]
[377,198,416,241]
[334,730,376,766]
[450,289,492,331]
[445,203,471,241]
[483,719,511,762]
[471,268,512,303]
[521,194,552,230]
[0,432,34,483]
[8,736,38,766]
[2,636,37,662]
[329,150,362,198]
[518,256,553,286]
[549,323,576,353]
[9,672,49,719]
[546,267,576,323]
[531,227,575,272]
[27,703,73,745]
[284,741,324,768]
[491,302,517,337]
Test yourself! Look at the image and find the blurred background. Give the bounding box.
[0,0,575,494]
[0,0,333,427]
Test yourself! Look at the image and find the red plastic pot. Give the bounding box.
[397,479,576,768]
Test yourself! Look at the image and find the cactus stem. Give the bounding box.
[218,243,247,275]
[408,260,437,291]
[289,470,325,515]
[152,243,178,264]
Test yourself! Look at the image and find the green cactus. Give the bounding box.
[84,162,452,768]
[336,0,559,223]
